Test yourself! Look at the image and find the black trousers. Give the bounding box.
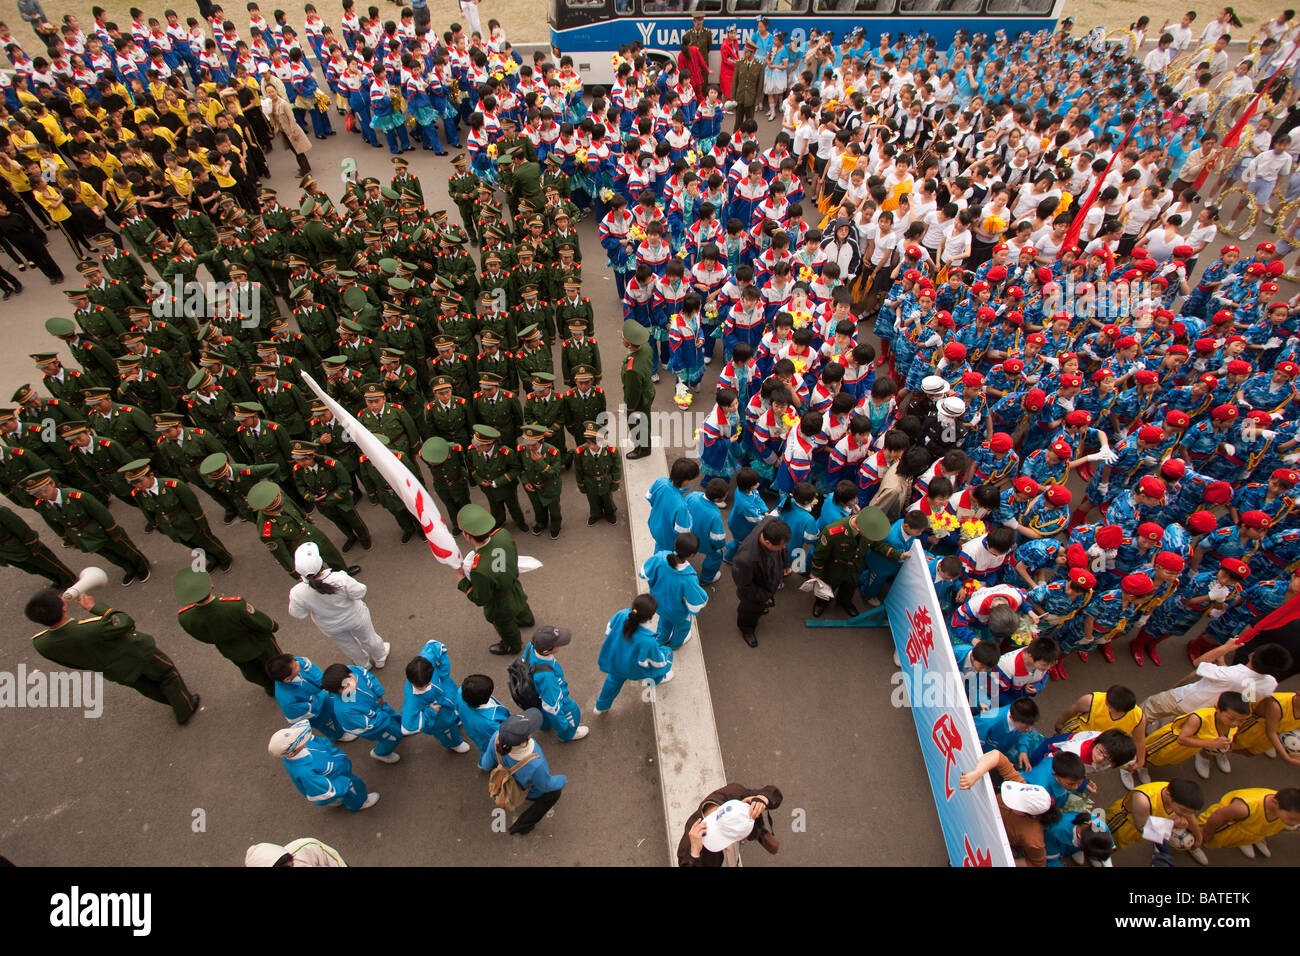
[737,597,769,632]
[511,787,562,833]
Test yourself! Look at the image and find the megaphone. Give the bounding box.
[64,566,108,601]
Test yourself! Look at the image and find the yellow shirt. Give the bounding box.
[0,155,32,192]
[1233,693,1299,754]
[1199,788,1289,849]
[1145,706,1235,768]
[31,183,70,222]
[1062,691,1144,736]
[9,128,40,161]
[35,114,69,147]
[165,167,194,198]
[1107,781,1175,850]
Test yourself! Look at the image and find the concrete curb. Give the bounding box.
[622,447,732,867]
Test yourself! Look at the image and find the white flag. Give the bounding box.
[300,371,462,568]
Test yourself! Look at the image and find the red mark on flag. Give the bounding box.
[905,605,935,668]
[961,835,993,867]
[931,713,963,800]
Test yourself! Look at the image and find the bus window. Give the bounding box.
[685,0,724,10]
[614,0,632,11]
[565,0,606,7]
[899,0,980,9]
[644,0,686,10]
[985,0,1054,10]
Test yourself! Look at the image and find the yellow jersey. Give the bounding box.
[165,167,193,198]
[1107,781,1174,851]
[1145,706,1235,768]
[1199,788,1289,849]
[1062,691,1143,736]
[1233,693,1299,755]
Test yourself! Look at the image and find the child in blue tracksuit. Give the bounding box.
[521,625,585,741]
[278,726,372,811]
[687,479,729,584]
[972,698,1040,769]
[478,709,567,835]
[928,554,965,620]
[595,596,674,712]
[322,664,405,759]
[456,674,511,757]
[779,481,821,573]
[818,480,857,533]
[270,654,347,740]
[400,654,469,752]
[646,460,699,553]
[640,534,709,648]
[724,467,766,562]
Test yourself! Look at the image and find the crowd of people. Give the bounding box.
[3,0,1300,864]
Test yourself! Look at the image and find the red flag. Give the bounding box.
[1238,589,1300,647]
[1056,116,1140,260]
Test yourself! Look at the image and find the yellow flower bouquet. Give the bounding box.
[928,512,960,536]
[959,518,987,543]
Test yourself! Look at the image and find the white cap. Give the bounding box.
[939,396,967,418]
[268,721,313,757]
[1000,781,1051,815]
[921,375,948,396]
[294,541,323,577]
[245,842,290,866]
[701,799,756,852]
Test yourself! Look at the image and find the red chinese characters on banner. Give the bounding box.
[962,835,993,867]
[905,604,935,668]
[931,712,963,799]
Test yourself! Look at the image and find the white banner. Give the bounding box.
[300,372,462,569]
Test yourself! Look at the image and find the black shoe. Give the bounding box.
[346,565,361,575]
[606,513,617,524]
[223,510,237,524]
[550,528,560,539]
[178,695,201,725]
[741,629,758,647]
[488,642,514,656]
[143,524,153,534]
[400,529,414,543]
[361,536,374,550]
[302,501,316,514]
[812,598,829,618]
[516,521,531,534]
[587,516,600,526]
[531,523,545,535]
[218,559,233,574]
[838,600,859,616]
[627,447,651,460]
[353,489,363,504]
[136,566,150,584]
[121,572,135,587]
[508,824,534,836]
[343,536,358,553]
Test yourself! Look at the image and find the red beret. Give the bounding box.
[943,340,965,359]
[962,371,985,387]
[1135,369,1159,385]
[1138,476,1167,500]
[1059,373,1082,388]
[1210,404,1239,422]
[1116,335,1138,349]
[986,265,1008,281]
[1137,258,1159,273]
[1212,309,1235,324]
[1004,310,1024,326]
[1187,511,1220,534]
[1137,521,1164,542]
[972,281,991,294]
[990,432,1014,453]
[1019,245,1038,257]
[993,242,1009,253]
[1091,368,1115,383]
[917,284,936,298]
[1278,361,1299,376]
[1267,260,1285,277]
[1261,282,1280,293]
[1023,388,1046,411]
[1173,245,1194,258]
[977,305,997,320]
[1165,409,1190,428]
[1150,276,1169,289]
[1050,439,1073,458]
[1137,425,1165,443]
[1221,558,1251,579]
[905,269,922,282]
[1037,267,1053,283]
[1198,374,1218,388]
[1027,332,1047,346]
[1002,358,1025,373]
[1221,244,1240,254]
[1070,568,1096,589]
[1247,263,1268,276]
[1227,360,1253,375]
[1155,550,1186,573]
[1121,573,1155,596]
[906,245,924,258]
[1247,409,1274,425]
[1102,324,1122,340]
[1258,241,1277,254]
[1096,524,1124,549]
[1161,458,1187,480]
[1167,344,1189,356]
[1005,285,1025,299]
[1130,246,1149,260]
[1272,468,1300,486]
[1156,308,1175,319]
[1194,338,1217,355]
[1045,484,1072,506]
[1013,475,1041,495]
[1241,510,1271,530]
[1067,543,1090,567]
[1051,311,1072,324]
[1204,481,1234,504]
[1065,410,1091,426]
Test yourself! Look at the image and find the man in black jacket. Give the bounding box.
[0,197,63,283]
[730,516,791,647]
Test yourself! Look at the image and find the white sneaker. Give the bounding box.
[568,725,590,741]
[660,669,674,684]
[1119,769,1136,791]
[370,748,400,763]
[679,631,693,647]
[359,792,380,810]
[451,741,471,753]
[1265,747,1278,759]
[892,648,900,667]
[1194,753,1211,779]
[1255,839,1271,858]
[593,704,609,714]
[1239,843,1257,859]
[704,572,722,584]
[338,733,358,742]
[1189,846,1209,865]
[651,373,661,383]
[703,356,712,365]
[373,642,391,668]
[1214,751,1231,774]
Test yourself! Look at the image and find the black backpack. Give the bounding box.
[506,658,553,711]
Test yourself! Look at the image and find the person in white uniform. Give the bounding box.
[288,542,390,669]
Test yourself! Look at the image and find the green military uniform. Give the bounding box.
[621,321,657,459]
[573,422,623,524]
[448,158,481,243]
[470,379,524,448]
[419,437,472,536]
[0,441,54,508]
[427,340,476,400]
[560,325,602,387]
[464,425,527,530]
[518,425,564,537]
[199,453,281,524]
[731,47,765,127]
[356,435,421,540]
[356,388,423,461]
[122,461,233,572]
[290,442,371,551]
[234,406,295,483]
[423,378,474,447]
[522,373,570,465]
[0,503,74,586]
[246,480,351,579]
[62,426,136,505]
[27,475,151,583]
[86,397,156,460]
[252,374,313,439]
[808,508,894,615]
[563,369,608,450]
[174,568,281,694]
[455,503,535,655]
[513,328,556,380]
[183,371,240,445]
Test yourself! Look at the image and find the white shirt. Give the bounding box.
[288,571,373,632]
[1247,149,1294,183]
[1171,662,1278,711]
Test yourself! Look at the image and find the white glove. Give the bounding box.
[1223,443,1236,457]
[1208,583,1231,602]
[1209,607,1226,619]
[1266,337,1284,349]
[1098,482,1110,497]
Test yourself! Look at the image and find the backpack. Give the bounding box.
[488,751,539,811]
[506,657,553,711]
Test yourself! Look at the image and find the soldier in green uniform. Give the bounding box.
[42,318,119,391]
[183,369,239,445]
[25,586,200,724]
[199,452,280,524]
[116,352,177,414]
[172,197,219,253]
[306,399,366,501]
[84,387,156,460]
[541,152,571,201]
[174,567,282,695]
[374,308,427,389]
[808,507,892,618]
[563,366,608,455]
[513,326,554,386]
[336,318,382,384]
[448,153,481,244]
[64,288,126,347]
[554,276,594,338]
[322,355,368,411]
[0,503,75,586]
[33,352,90,408]
[268,317,324,376]
[523,371,570,466]
[546,248,582,304]
[622,320,656,460]
[474,330,516,392]
[252,365,313,439]
[246,479,358,579]
[290,284,338,360]
[419,436,472,536]
[25,471,151,585]
[471,372,523,448]
[116,198,158,257]
[79,258,145,314]
[121,459,233,572]
[153,412,238,522]
[465,423,527,531]
[731,38,764,130]
[0,432,55,509]
[59,420,134,505]
[560,318,602,388]
[375,348,422,408]
[547,212,582,263]
[437,294,481,356]
[290,440,372,552]
[518,423,564,538]
[357,383,423,462]
[423,374,473,447]
[454,502,535,656]
[2,408,73,482]
[252,342,307,386]
[573,420,623,525]
[234,403,295,484]
[356,434,421,542]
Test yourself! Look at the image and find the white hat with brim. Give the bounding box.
[701,800,756,852]
[1000,781,1051,816]
[294,541,323,578]
[245,843,290,866]
[268,721,313,758]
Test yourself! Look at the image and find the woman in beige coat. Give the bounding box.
[264,75,312,175]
